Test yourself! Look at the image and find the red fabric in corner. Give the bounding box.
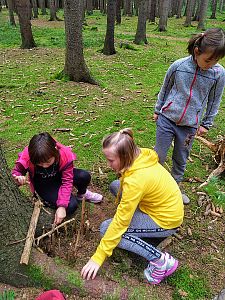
[35,290,65,300]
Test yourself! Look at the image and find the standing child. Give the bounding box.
[81,129,184,285]
[12,132,103,225]
[153,28,225,204]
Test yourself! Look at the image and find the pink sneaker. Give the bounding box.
[78,189,103,203]
[144,253,178,285]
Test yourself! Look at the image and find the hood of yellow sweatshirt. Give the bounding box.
[124,148,158,176]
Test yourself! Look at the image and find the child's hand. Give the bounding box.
[54,207,66,225]
[81,259,100,280]
[13,175,30,185]
[153,113,159,122]
[196,126,208,136]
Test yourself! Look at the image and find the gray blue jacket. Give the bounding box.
[155,56,225,129]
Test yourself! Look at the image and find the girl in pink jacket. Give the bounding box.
[12,132,102,225]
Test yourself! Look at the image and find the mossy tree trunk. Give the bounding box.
[134,0,148,45]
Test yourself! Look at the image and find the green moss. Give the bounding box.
[26,265,54,290]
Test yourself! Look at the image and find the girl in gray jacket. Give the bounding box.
[153,28,225,204]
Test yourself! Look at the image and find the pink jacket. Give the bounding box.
[12,142,76,208]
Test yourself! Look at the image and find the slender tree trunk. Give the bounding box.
[63,0,96,83]
[197,0,208,29]
[158,0,169,31]
[116,0,122,24]
[192,0,200,20]
[134,0,148,44]
[176,0,183,18]
[103,0,116,55]
[148,0,156,21]
[7,0,16,26]
[184,0,194,26]
[31,0,38,18]
[39,0,47,15]
[49,0,60,20]
[86,0,93,15]
[14,0,36,49]
[210,0,217,18]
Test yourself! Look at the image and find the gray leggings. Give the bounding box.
[100,180,177,262]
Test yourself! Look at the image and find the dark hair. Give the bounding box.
[28,132,59,165]
[102,128,139,172]
[187,28,225,60]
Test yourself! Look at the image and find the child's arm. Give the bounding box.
[200,70,225,130]
[56,162,74,209]
[12,162,29,186]
[154,62,177,115]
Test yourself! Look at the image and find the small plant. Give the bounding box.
[203,177,225,208]
[119,42,138,51]
[0,290,15,300]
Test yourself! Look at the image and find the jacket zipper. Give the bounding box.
[177,66,199,125]
[162,101,173,112]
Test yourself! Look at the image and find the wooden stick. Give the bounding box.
[35,217,77,246]
[80,197,86,236]
[20,200,43,265]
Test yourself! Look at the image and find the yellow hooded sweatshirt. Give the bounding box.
[91,148,184,266]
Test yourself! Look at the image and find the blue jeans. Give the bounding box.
[155,114,196,182]
[100,180,177,262]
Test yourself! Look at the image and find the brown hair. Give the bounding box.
[187,28,225,60]
[102,128,139,172]
[28,132,59,165]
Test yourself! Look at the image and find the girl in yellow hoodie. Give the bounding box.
[81,128,184,285]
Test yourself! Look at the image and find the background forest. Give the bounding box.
[0,0,225,299]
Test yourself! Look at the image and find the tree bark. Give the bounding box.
[116,0,122,24]
[197,0,208,29]
[210,0,217,18]
[14,0,36,49]
[49,0,60,20]
[7,0,16,26]
[148,0,156,22]
[134,0,148,44]
[184,0,194,26]
[39,0,47,15]
[31,0,38,18]
[158,0,169,31]
[86,0,93,15]
[176,0,183,18]
[63,0,97,83]
[102,0,116,55]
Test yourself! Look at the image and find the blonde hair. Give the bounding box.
[102,128,139,171]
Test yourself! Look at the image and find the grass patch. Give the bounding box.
[167,266,211,300]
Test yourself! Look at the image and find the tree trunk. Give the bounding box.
[86,0,93,15]
[176,0,183,18]
[102,0,116,55]
[148,0,156,22]
[192,0,200,20]
[49,0,60,20]
[100,0,106,13]
[184,0,194,26]
[197,0,208,30]
[63,0,97,83]
[116,0,122,24]
[7,0,16,26]
[31,0,38,18]
[134,0,148,44]
[38,0,47,15]
[158,0,169,31]
[210,0,217,18]
[123,0,133,16]
[14,0,36,49]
